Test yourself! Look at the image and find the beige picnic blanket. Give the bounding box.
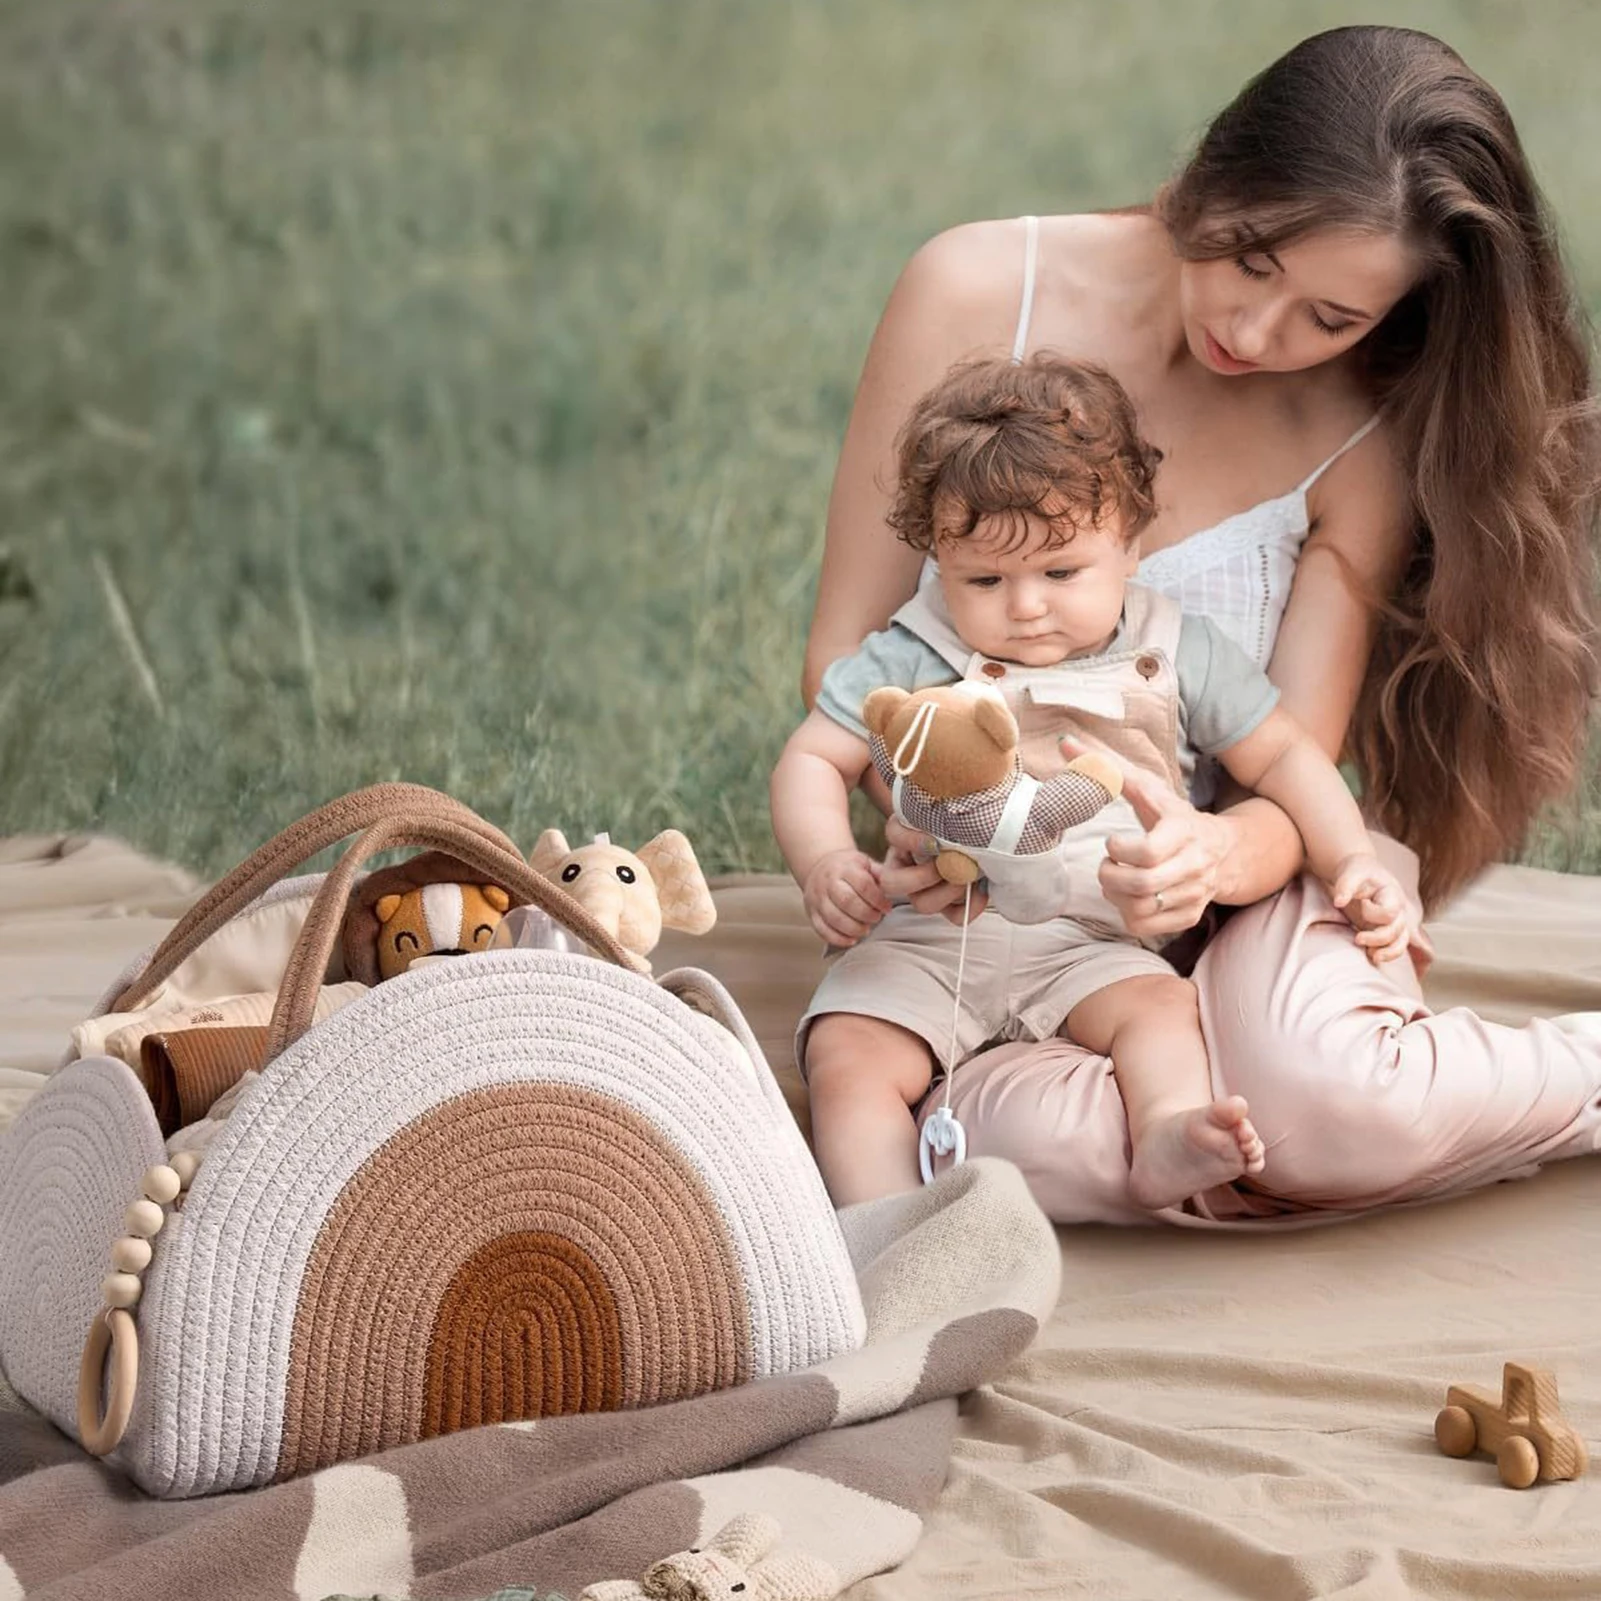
[4,835,1600,1598]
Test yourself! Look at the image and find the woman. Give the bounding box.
[803,25,1601,1224]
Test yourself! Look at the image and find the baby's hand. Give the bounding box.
[803,849,892,949]
[1330,852,1412,966]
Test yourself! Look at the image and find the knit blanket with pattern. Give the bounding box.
[0,1151,1057,1601]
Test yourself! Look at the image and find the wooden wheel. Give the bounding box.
[1434,1405,1477,1458]
[1497,1435,1540,1489]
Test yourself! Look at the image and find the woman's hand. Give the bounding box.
[1061,735,1231,938]
[880,816,989,924]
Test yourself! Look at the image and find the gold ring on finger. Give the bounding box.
[1154,889,1166,913]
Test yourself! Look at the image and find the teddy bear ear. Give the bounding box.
[481,885,511,913]
[374,893,404,925]
[529,828,572,878]
[635,831,716,935]
[973,694,1020,752]
[861,687,910,737]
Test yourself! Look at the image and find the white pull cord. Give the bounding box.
[918,880,972,1184]
[891,702,938,778]
[891,701,971,1182]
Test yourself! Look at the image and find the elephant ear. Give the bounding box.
[529,827,573,878]
[635,830,716,936]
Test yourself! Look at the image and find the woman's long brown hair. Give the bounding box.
[1160,26,1599,906]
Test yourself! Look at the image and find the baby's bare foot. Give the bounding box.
[1128,1095,1266,1211]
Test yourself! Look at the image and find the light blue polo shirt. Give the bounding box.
[817,612,1280,759]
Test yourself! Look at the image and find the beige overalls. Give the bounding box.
[798,567,1195,1072]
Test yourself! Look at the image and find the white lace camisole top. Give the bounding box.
[1010,213,1380,673]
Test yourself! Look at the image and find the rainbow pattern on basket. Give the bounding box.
[0,950,865,1498]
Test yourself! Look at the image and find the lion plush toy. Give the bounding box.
[340,851,512,983]
[527,828,716,971]
[862,681,1123,925]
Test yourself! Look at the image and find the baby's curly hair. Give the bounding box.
[887,354,1162,552]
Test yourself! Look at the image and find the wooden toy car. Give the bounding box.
[1434,1362,1588,1488]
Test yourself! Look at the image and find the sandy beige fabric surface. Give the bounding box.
[4,838,1599,1598]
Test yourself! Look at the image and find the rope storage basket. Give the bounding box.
[0,785,865,1497]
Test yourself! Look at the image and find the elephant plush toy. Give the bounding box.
[525,828,717,971]
[578,1512,838,1601]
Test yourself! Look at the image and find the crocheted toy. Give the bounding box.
[340,851,511,983]
[578,1512,838,1601]
[862,681,1123,924]
[528,829,716,969]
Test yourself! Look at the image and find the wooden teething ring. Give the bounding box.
[77,1307,138,1455]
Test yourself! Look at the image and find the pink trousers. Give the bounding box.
[930,848,1601,1226]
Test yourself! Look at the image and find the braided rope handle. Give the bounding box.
[111,783,519,1014]
[263,812,649,1062]
[73,786,643,1462]
[656,967,788,1124]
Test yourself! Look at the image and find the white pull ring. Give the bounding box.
[919,1104,968,1184]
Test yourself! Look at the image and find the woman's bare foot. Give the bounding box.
[1128,1095,1266,1210]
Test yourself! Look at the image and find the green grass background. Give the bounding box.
[1,0,1597,881]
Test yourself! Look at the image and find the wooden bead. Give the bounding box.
[141,1165,182,1205]
[169,1151,201,1187]
[103,1273,143,1309]
[124,1199,165,1238]
[110,1236,153,1274]
[935,848,983,886]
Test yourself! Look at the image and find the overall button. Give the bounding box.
[981,661,1007,679]
[1135,653,1160,680]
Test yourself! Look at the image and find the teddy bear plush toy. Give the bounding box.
[578,1512,838,1601]
[340,851,512,983]
[862,680,1124,925]
[524,828,717,972]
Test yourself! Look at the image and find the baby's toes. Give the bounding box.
[1210,1094,1251,1130]
[1239,1128,1266,1175]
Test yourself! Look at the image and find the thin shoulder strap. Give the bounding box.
[1011,215,1040,364]
[1297,413,1382,494]
[990,774,1040,853]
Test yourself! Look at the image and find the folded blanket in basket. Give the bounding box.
[71,981,368,1069]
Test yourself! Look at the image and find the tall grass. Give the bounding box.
[1,0,1597,878]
